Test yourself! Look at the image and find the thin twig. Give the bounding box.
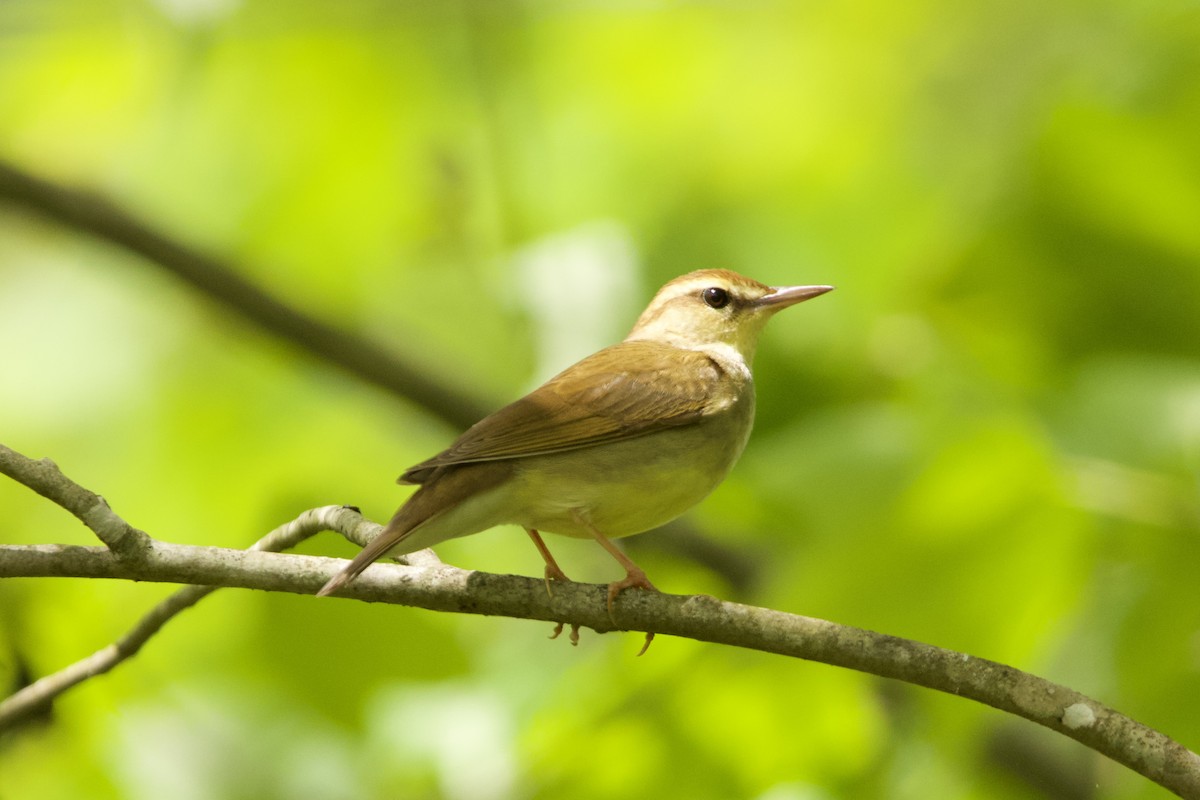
[2,584,211,728]
[0,506,362,729]
[0,445,149,556]
[0,445,440,731]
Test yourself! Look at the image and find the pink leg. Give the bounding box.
[581,521,658,611]
[571,512,657,654]
[526,528,571,593]
[527,529,581,645]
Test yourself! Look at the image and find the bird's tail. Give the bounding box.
[315,460,513,598]
[315,511,417,597]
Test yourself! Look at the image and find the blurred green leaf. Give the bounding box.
[2,1,1198,797]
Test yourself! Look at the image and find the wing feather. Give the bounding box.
[400,340,736,483]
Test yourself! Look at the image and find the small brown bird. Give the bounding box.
[317,270,832,615]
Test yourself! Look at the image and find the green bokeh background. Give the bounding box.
[2,1,1199,798]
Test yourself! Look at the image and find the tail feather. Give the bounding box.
[316,516,415,597]
[315,460,513,598]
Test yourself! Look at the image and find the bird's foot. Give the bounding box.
[543,563,572,597]
[604,569,658,654]
[549,621,581,646]
[605,567,658,616]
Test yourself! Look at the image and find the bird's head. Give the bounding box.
[626,269,833,364]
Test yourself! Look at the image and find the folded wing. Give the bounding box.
[400,340,733,484]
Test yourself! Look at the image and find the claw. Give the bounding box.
[605,567,658,619]
[548,621,581,646]
[543,563,572,597]
[528,528,573,597]
[559,514,661,655]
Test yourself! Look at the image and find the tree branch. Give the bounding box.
[0,505,380,729]
[1,444,1198,796]
[0,445,149,557]
[0,159,489,429]
[0,157,761,592]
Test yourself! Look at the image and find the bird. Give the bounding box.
[317,269,833,625]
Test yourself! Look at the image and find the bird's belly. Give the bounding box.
[509,416,752,539]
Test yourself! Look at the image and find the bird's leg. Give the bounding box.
[584,525,658,611]
[571,512,657,655]
[526,528,572,594]
[527,528,580,645]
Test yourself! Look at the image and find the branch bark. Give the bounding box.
[0,505,388,729]
[2,444,1199,797]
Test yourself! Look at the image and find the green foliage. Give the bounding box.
[2,1,1198,797]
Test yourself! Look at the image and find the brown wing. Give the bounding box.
[400,340,736,484]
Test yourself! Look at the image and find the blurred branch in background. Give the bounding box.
[1,441,1198,797]
[0,158,762,593]
[0,159,489,429]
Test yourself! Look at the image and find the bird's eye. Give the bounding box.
[702,286,730,309]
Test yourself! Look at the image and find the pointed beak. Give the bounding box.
[753,284,835,310]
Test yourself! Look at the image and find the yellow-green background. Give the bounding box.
[2,1,1199,798]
